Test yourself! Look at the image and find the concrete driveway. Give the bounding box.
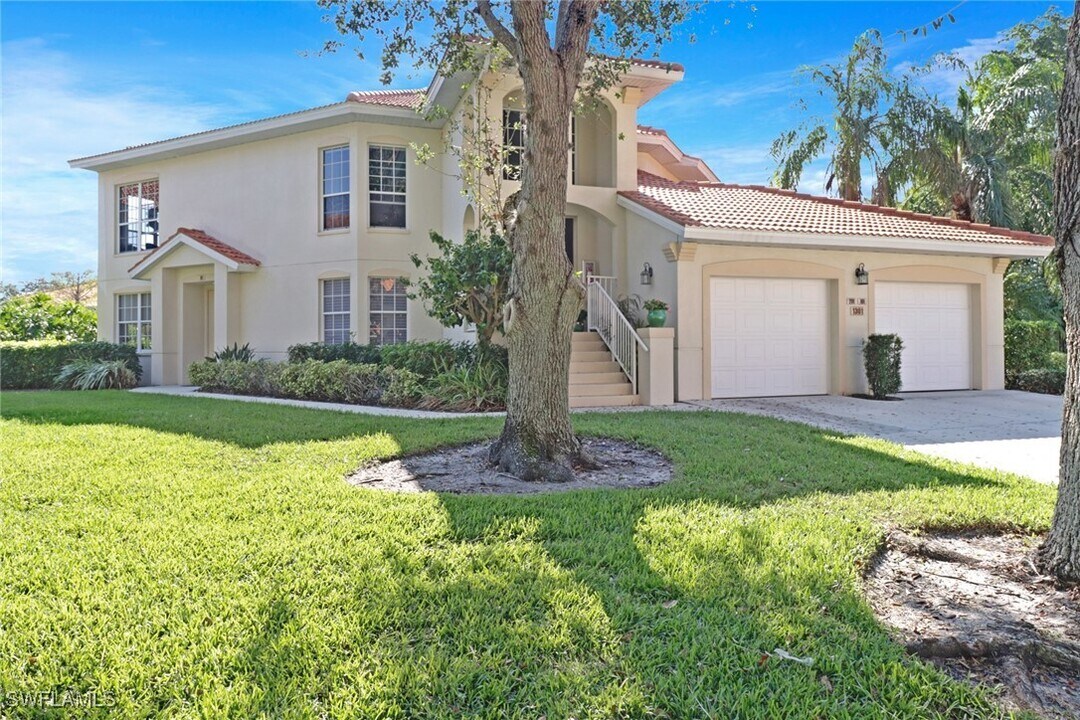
[692,390,1063,484]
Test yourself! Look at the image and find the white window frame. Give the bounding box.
[368,276,408,346]
[117,180,160,254]
[117,292,152,351]
[367,144,407,229]
[320,145,351,231]
[321,278,351,345]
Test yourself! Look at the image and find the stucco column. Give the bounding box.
[638,327,675,406]
[149,270,165,386]
[985,258,1010,390]
[214,263,229,353]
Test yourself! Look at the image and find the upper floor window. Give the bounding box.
[117,180,159,253]
[368,145,406,228]
[369,277,406,345]
[321,278,351,345]
[503,109,525,180]
[321,145,350,230]
[117,292,151,350]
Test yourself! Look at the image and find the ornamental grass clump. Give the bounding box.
[863,334,903,399]
[54,359,138,390]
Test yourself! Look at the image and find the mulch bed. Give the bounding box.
[864,530,1080,719]
[347,437,673,494]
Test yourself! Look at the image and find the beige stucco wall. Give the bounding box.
[97,120,452,383]
[648,241,1009,400]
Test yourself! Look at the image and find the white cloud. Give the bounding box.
[896,33,1006,102]
[1,38,241,284]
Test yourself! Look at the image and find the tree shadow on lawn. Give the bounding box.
[2,395,1053,716]
[412,411,1050,716]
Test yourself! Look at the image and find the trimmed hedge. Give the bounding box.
[1,340,142,390]
[1012,367,1065,395]
[1005,319,1061,384]
[285,340,507,380]
[188,359,425,407]
[286,342,382,365]
[863,334,904,399]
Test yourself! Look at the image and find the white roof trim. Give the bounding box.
[682,227,1052,258]
[71,102,439,172]
[130,232,256,280]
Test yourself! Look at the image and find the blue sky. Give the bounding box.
[0,1,1061,285]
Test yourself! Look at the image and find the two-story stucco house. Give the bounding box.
[70,56,1052,404]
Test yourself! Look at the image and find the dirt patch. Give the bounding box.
[347,437,673,494]
[865,530,1080,719]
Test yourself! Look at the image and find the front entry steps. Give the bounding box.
[569,331,639,408]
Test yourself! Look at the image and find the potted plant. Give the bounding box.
[643,299,669,328]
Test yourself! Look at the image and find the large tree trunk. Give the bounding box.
[485,1,596,482]
[1039,2,1080,582]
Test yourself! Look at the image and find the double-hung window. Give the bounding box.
[321,145,350,230]
[502,109,525,180]
[117,180,160,253]
[321,278,351,345]
[369,277,407,345]
[368,145,406,228]
[117,293,151,350]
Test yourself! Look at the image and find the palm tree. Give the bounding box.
[772,30,919,202]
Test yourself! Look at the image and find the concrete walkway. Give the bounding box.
[692,391,1063,484]
[130,385,504,419]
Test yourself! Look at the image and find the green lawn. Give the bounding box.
[0,392,1056,719]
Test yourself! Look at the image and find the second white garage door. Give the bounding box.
[874,281,972,392]
[710,277,829,398]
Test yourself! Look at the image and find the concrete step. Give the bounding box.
[570,340,607,353]
[569,383,633,397]
[572,331,601,341]
[569,371,627,385]
[570,394,640,408]
[569,361,621,374]
[569,350,613,363]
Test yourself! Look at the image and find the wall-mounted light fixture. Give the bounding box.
[640,262,654,286]
[855,263,869,286]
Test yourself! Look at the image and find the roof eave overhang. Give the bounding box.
[71,103,440,172]
[683,227,1053,259]
[130,235,258,280]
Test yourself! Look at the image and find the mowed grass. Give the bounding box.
[0,392,1056,719]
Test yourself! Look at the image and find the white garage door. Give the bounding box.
[874,282,972,392]
[710,277,829,398]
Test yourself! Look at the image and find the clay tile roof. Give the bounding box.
[129,228,261,273]
[619,171,1054,247]
[636,124,668,138]
[345,88,425,109]
[629,57,684,72]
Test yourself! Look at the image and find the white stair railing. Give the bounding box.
[585,276,647,394]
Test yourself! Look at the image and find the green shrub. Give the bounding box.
[863,334,904,399]
[55,359,138,390]
[378,341,473,378]
[1,340,141,390]
[277,360,359,403]
[1004,319,1061,384]
[286,342,382,365]
[1048,351,1067,371]
[421,358,508,411]
[1012,367,1065,395]
[0,292,96,342]
[380,367,425,407]
[209,342,255,362]
[188,360,281,396]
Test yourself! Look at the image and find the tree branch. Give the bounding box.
[474,0,518,60]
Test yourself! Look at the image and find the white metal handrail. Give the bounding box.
[586,277,647,394]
